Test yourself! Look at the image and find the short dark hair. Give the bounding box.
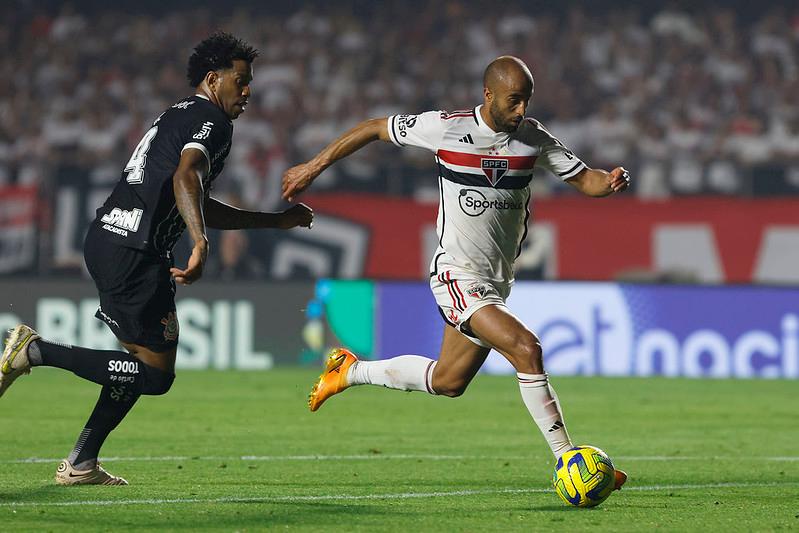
[187,32,259,88]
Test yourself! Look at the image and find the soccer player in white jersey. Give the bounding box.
[282,56,630,488]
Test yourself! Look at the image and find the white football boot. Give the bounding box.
[55,460,129,486]
[0,324,40,398]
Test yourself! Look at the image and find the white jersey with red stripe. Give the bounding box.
[387,105,585,284]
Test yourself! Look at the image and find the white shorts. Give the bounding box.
[430,270,511,348]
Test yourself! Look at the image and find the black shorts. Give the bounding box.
[84,225,179,352]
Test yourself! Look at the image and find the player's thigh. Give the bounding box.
[120,341,177,373]
[466,304,543,373]
[87,236,179,355]
[432,324,491,394]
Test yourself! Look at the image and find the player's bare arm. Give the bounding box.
[171,147,209,285]
[566,166,631,197]
[204,198,313,229]
[282,117,392,201]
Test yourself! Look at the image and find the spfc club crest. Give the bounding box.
[466,282,489,300]
[481,158,509,185]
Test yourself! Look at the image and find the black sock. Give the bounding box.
[29,339,174,395]
[68,384,140,469]
[30,339,144,387]
[30,339,176,468]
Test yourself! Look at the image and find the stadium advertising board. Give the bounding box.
[323,281,799,379]
[0,281,315,369]
[3,280,796,379]
[305,194,799,284]
[11,186,798,283]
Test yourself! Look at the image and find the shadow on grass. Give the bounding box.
[0,484,83,504]
[3,500,400,530]
[527,504,603,512]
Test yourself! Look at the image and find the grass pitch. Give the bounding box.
[0,368,797,532]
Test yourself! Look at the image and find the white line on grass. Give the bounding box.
[620,456,799,462]
[4,454,479,464]
[0,481,797,508]
[4,454,798,464]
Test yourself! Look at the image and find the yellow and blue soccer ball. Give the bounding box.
[553,445,616,507]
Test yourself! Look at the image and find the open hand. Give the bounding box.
[169,241,208,285]
[282,163,316,202]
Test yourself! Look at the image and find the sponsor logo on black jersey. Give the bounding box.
[100,207,143,236]
[481,158,509,185]
[212,141,231,165]
[458,188,523,216]
[193,121,214,140]
[172,100,195,110]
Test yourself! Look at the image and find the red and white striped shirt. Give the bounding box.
[388,105,585,284]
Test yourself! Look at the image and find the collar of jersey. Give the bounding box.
[474,105,510,139]
[192,94,233,125]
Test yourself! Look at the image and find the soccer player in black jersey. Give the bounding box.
[0,32,312,485]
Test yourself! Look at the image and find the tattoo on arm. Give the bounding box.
[173,150,208,245]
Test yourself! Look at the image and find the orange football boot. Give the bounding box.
[613,469,628,490]
[308,348,358,412]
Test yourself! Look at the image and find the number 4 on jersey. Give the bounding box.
[124,126,158,184]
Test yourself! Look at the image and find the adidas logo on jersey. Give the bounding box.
[458,134,475,144]
[101,207,143,236]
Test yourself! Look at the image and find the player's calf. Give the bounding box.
[311,351,442,411]
[27,338,175,396]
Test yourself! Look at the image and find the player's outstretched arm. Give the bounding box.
[565,167,631,197]
[170,147,210,285]
[204,198,313,230]
[282,118,391,201]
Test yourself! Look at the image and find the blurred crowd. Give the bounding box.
[1,1,799,210]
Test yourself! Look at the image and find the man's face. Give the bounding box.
[486,80,532,133]
[212,59,253,120]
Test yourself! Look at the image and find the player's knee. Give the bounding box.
[433,378,469,398]
[513,331,544,372]
[437,386,466,398]
[142,365,175,396]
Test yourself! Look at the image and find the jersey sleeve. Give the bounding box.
[182,118,230,171]
[530,120,586,180]
[386,111,445,152]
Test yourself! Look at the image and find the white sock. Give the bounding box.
[347,355,437,394]
[517,372,572,459]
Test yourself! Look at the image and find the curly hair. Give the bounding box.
[187,32,259,88]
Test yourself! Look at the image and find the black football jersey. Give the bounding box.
[91,95,232,255]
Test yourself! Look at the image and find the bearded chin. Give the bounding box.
[488,106,507,132]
